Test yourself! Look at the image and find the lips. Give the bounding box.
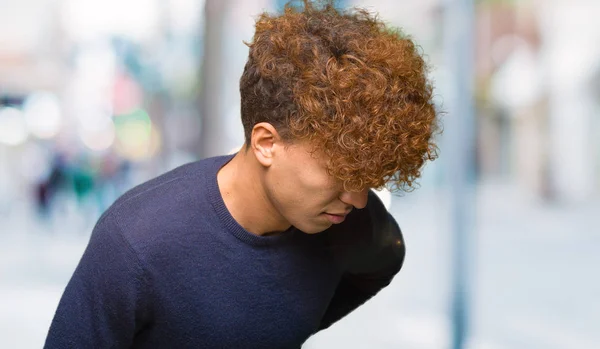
[323,213,347,224]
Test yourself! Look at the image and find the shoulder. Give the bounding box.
[111,160,206,209]
[100,159,216,254]
[324,190,405,272]
[364,190,404,246]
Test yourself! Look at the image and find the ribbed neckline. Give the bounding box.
[206,154,297,247]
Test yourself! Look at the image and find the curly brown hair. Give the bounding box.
[240,0,440,192]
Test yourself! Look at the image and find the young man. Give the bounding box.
[45,1,439,348]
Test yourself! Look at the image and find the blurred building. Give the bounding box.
[476,0,600,203]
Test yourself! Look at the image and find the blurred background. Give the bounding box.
[0,0,599,348]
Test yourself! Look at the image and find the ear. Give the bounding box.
[250,122,283,168]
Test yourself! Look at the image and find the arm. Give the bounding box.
[318,191,406,330]
[44,212,150,348]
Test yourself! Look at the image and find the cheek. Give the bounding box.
[294,165,338,194]
[298,179,341,210]
[272,161,340,215]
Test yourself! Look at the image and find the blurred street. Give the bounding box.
[2,0,600,348]
[2,179,598,349]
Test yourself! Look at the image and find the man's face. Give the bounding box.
[263,141,369,234]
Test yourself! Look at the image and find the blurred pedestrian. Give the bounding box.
[34,154,68,218]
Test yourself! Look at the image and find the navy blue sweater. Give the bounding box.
[45,155,405,349]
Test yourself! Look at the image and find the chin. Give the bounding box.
[301,229,325,235]
[296,222,331,235]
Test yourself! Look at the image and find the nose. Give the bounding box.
[339,189,369,209]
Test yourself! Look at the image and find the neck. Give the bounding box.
[217,150,290,236]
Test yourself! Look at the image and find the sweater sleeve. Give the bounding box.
[44,211,151,349]
[318,191,406,331]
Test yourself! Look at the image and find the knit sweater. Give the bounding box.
[45,154,405,349]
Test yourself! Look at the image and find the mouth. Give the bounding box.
[322,212,347,224]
